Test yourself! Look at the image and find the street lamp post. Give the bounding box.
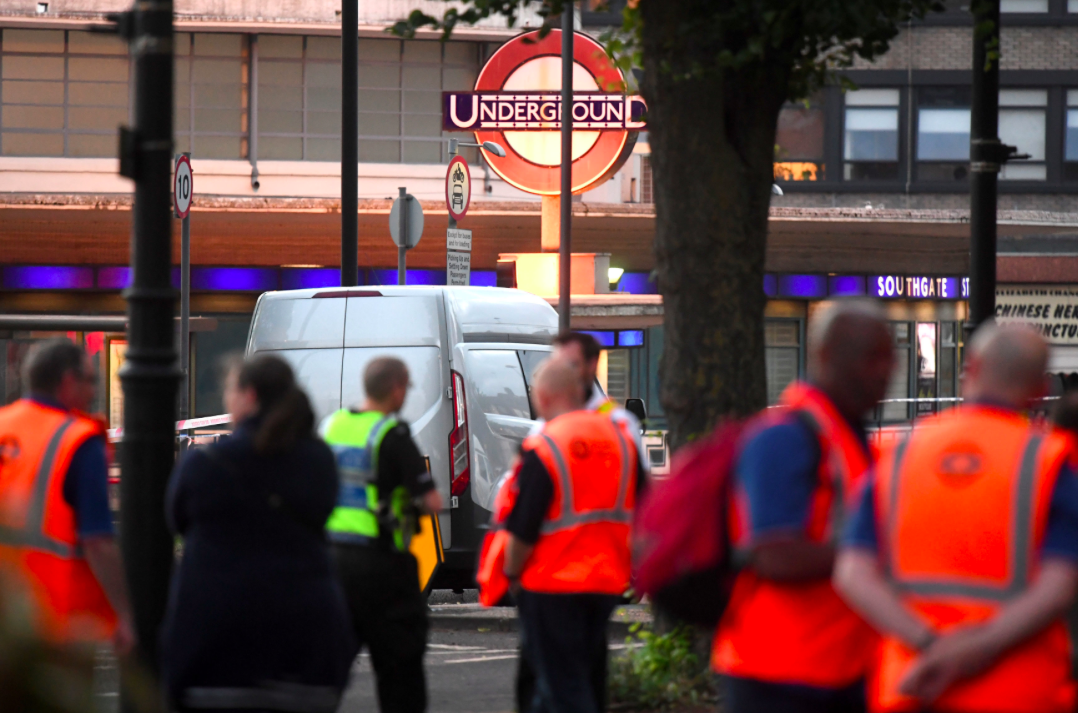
[559,1,574,334]
[108,0,180,693]
[341,0,358,287]
[968,0,1025,334]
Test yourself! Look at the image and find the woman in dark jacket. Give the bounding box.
[163,354,355,712]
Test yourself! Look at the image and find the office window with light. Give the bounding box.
[917,87,971,182]
[843,89,900,180]
[998,89,1047,181]
[775,98,825,182]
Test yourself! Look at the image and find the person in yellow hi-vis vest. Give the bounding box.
[321,356,442,713]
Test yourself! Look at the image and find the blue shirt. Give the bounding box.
[734,410,868,543]
[30,396,114,539]
[843,464,1078,562]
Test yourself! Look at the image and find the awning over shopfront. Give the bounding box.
[2,194,1078,277]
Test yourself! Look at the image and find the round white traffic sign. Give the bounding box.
[174,155,193,219]
[446,156,471,221]
[389,194,424,249]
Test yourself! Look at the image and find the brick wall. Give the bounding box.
[773,192,1078,212]
[850,25,1078,71]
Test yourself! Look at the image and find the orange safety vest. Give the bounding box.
[476,466,518,607]
[0,399,117,643]
[518,410,637,595]
[713,382,877,689]
[871,406,1076,713]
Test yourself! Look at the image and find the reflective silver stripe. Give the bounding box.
[540,510,632,534]
[612,426,632,512]
[183,684,341,712]
[883,436,912,580]
[0,418,76,559]
[540,434,573,523]
[537,426,633,535]
[889,433,1043,602]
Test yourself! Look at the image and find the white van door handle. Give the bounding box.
[484,414,537,442]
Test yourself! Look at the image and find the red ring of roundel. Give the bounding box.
[473,29,634,196]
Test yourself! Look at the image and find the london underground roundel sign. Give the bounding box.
[442,30,646,196]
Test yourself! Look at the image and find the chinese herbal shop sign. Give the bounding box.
[442,29,646,196]
[996,286,1078,344]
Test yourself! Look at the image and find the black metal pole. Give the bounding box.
[558,4,573,334]
[341,0,358,287]
[968,0,1001,331]
[117,0,179,693]
[180,196,190,420]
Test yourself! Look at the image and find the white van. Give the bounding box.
[246,285,558,589]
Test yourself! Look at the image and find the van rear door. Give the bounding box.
[342,293,453,543]
[247,295,345,420]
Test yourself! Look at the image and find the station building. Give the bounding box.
[1,0,1078,444]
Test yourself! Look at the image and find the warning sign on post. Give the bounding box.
[447,251,471,286]
[447,228,472,252]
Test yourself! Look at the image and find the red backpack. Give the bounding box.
[631,420,746,627]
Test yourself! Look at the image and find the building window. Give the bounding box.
[880,322,912,422]
[765,319,801,405]
[1001,0,1048,10]
[254,36,477,163]
[0,29,129,157]
[998,89,1046,180]
[641,154,653,203]
[174,33,248,159]
[1065,91,1078,180]
[843,89,900,180]
[917,87,970,182]
[774,98,824,181]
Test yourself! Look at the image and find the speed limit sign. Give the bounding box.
[174,154,193,219]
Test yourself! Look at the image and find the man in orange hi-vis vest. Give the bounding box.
[836,323,1078,713]
[0,338,134,653]
[500,358,644,713]
[714,301,895,713]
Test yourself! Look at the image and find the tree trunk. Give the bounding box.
[640,2,791,450]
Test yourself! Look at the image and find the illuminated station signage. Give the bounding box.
[442,29,646,196]
[870,275,970,300]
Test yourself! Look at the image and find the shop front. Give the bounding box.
[563,271,972,435]
[995,285,1078,391]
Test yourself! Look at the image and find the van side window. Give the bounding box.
[517,350,549,419]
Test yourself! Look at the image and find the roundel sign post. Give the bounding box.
[442,29,646,196]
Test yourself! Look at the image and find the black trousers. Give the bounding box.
[516,590,619,713]
[332,544,429,713]
[722,675,866,713]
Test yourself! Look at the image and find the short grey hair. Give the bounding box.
[23,338,86,396]
[364,357,409,401]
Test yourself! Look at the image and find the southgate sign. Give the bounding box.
[442,29,646,196]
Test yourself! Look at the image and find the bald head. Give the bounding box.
[532,358,585,421]
[809,300,895,419]
[963,323,1049,409]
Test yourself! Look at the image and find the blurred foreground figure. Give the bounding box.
[502,359,642,713]
[0,338,134,653]
[714,301,894,713]
[163,355,353,712]
[836,324,1078,713]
